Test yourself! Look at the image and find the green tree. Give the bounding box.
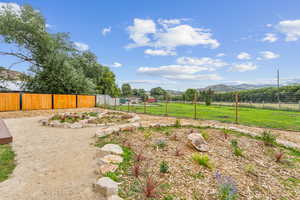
[121,83,132,97]
[150,87,166,99]
[184,88,199,101]
[0,4,118,95]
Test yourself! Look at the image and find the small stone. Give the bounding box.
[99,164,118,174]
[100,144,123,155]
[95,177,118,197]
[108,195,123,200]
[70,122,83,129]
[101,155,123,164]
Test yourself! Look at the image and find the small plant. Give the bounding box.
[174,119,181,128]
[223,129,230,140]
[160,161,169,173]
[192,153,213,169]
[135,151,146,162]
[275,151,284,162]
[174,147,183,156]
[261,131,277,146]
[201,130,209,141]
[215,172,239,200]
[132,163,141,178]
[230,139,243,157]
[104,171,121,182]
[244,164,256,176]
[163,195,175,200]
[143,176,159,198]
[189,171,205,179]
[155,139,167,149]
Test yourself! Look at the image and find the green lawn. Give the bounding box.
[0,144,15,182]
[116,103,300,131]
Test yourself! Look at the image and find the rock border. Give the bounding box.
[39,111,140,129]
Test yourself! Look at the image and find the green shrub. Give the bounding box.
[261,131,277,146]
[192,153,213,169]
[230,139,243,157]
[155,139,167,149]
[160,161,169,173]
[163,195,175,200]
[201,130,209,141]
[174,119,181,128]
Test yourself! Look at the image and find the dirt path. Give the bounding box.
[0,117,104,200]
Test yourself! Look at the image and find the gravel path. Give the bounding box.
[0,117,104,200]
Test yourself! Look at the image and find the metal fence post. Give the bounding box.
[298,100,300,111]
[127,99,130,112]
[194,93,197,120]
[165,98,168,116]
[114,98,117,110]
[235,93,239,124]
[144,101,146,114]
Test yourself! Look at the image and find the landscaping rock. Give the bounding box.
[95,177,118,197]
[187,133,209,152]
[101,154,123,164]
[108,195,123,200]
[99,164,118,174]
[100,144,123,155]
[70,122,83,129]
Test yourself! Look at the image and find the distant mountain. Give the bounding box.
[0,67,24,81]
[0,67,24,91]
[166,90,183,96]
[199,83,277,93]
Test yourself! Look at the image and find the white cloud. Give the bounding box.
[111,62,123,68]
[216,53,225,57]
[262,33,278,43]
[163,74,222,81]
[0,2,21,15]
[266,24,273,28]
[230,62,257,72]
[138,65,209,76]
[158,19,182,26]
[155,25,220,49]
[127,18,156,48]
[144,49,176,56]
[127,18,220,50]
[176,56,228,70]
[237,52,251,60]
[74,42,89,51]
[259,51,280,60]
[276,20,300,41]
[102,27,112,36]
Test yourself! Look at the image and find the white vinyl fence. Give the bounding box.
[96,95,120,106]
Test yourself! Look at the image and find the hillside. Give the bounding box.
[199,83,276,93]
[0,67,24,81]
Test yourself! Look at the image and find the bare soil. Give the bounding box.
[0,116,104,200]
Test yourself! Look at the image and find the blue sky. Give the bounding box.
[1,0,300,91]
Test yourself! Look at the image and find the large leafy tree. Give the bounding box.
[121,83,132,97]
[184,88,199,101]
[150,87,166,99]
[0,4,118,95]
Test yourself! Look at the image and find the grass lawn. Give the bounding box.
[0,144,15,182]
[116,103,300,131]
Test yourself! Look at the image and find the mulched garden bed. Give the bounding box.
[95,124,300,200]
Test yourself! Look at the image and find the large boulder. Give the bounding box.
[187,133,209,152]
[100,144,123,155]
[95,177,118,197]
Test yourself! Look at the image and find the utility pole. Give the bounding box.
[277,69,280,109]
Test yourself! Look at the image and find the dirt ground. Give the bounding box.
[0,115,104,200]
[0,108,300,200]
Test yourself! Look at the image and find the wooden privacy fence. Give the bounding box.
[0,93,20,112]
[0,92,96,112]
